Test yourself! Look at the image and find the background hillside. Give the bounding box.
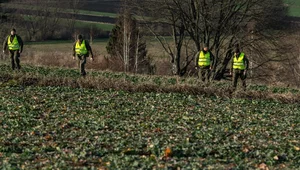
[285,0,300,17]
[1,0,299,35]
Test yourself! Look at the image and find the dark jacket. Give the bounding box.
[3,35,24,52]
[72,39,93,57]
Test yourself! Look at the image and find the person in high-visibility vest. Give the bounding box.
[72,34,94,76]
[230,48,249,90]
[195,45,214,82]
[3,28,24,70]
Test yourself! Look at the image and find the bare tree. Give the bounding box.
[133,0,194,76]
[133,0,288,78]
[10,0,71,40]
[106,6,148,73]
[66,0,81,41]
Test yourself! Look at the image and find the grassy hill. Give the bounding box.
[285,0,300,17]
[0,64,300,169]
[2,0,299,35]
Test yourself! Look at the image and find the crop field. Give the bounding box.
[0,64,300,169]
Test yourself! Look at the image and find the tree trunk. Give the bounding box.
[135,30,140,73]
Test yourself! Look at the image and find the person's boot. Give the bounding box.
[11,63,15,70]
[81,71,87,77]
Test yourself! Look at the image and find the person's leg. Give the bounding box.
[197,68,201,79]
[15,51,21,69]
[9,50,15,70]
[201,68,206,82]
[77,55,81,74]
[206,68,211,83]
[233,69,239,89]
[80,56,87,76]
[241,71,247,90]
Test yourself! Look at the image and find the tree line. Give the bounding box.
[0,0,111,41]
[1,0,299,85]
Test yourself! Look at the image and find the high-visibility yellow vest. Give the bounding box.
[198,51,211,67]
[233,53,245,70]
[75,40,88,55]
[8,35,20,50]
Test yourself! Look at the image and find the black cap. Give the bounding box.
[77,34,83,39]
[11,28,16,32]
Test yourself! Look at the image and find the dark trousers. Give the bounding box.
[233,69,246,90]
[77,55,87,76]
[9,50,21,70]
[198,66,210,82]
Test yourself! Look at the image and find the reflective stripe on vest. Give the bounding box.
[233,53,245,70]
[198,51,211,67]
[8,35,20,50]
[75,40,88,55]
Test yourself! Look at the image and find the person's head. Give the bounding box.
[203,45,208,52]
[11,28,16,35]
[77,34,83,42]
[234,48,240,54]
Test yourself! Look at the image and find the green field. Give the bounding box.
[74,21,114,32]
[76,10,118,18]
[2,3,118,18]
[0,64,300,169]
[20,14,114,32]
[287,6,300,17]
[285,0,300,17]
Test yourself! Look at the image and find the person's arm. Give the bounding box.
[17,35,24,52]
[72,42,76,57]
[85,40,94,58]
[230,57,234,74]
[244,55,249,72]
[210,51,215,69]
[194,51,200,67]
[3,36,8,52]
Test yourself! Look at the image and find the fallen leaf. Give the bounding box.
[154,128,162,132]
[97,167,107,170]
[242,145,250,153]
[164,147,172,157]
[45,134,52,140]
[279,164,286,168]
[258,163,269,170]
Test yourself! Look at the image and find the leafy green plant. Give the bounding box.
[0,84,299,169]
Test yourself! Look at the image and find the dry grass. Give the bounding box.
[1,69,300,104]
[21,42,108,69]
[18,40,168,74]
[4,34,300,88]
